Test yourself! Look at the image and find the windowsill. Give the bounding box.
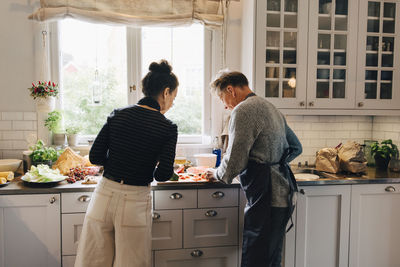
[72,143,214,150]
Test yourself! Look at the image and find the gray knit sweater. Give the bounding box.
[215,95,302,207]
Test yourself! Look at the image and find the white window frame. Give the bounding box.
[48,21,217,146]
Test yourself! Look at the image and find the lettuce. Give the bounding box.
[22,165,67,183]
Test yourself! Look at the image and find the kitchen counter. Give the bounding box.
[1,167,400,195]
[294,166,400,186]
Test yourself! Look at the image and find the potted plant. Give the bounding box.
[44,110,66,146]
[28,81,59,112]
[66,125,81,147]
[29,140,63,167]
[371,139,399,170]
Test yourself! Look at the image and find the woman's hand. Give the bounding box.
[206,168,217,182]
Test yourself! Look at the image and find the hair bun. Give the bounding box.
[149,60,172,74]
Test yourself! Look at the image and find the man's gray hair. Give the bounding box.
[210,69,249,96]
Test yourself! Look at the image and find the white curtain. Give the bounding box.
[29,0,228,28]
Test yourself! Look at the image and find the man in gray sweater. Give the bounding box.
[207,71,302,267]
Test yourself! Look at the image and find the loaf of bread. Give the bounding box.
[52,147,91,175]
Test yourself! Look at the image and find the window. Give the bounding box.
[57,19,211,143]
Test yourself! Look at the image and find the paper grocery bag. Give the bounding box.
[338,141,367,173]
[316,148,340,173]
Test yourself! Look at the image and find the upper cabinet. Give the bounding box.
[252,0,400,113]
[356,0,400,109]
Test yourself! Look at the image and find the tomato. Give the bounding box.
[176,166,185,173]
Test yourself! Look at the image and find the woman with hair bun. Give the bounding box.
[75,60,179,267]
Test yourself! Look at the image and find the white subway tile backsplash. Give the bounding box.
[0,121,12,130]
[24,131,37,141]
[286,115,304,122]
[293,122,312,131]
[319,115,336,122]
[384,132,399,141]
[1,112,23,121]
[1,150,23,159]
[2,131,24,140]
[303,131,320,139]
[12,121,34,130]
[358,122,372,131]
[372,131,385,140]
[303,116,319,122]
[12,140,28,150]
[0,141,12,150]
[342,122,358,131]
[23,112,37,121]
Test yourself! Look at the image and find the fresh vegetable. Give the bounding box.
[176,166,185,174]
[66,166,101,183]
[169,172,179,181]
[22,165,67,183]
[30,140,63,163]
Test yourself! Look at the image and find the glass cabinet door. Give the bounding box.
[255,0,308,108]
[356,0,400,109]
[307,0,358,109]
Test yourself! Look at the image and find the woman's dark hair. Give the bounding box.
[141,60,179,98]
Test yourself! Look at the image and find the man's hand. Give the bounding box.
[206,168,217,182]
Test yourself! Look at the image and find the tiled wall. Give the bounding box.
[0,112,37,159]
[286,115,374,165]
[372,116,400,145]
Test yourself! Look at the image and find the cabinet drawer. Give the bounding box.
[198,188,239,208]
[62,256,76,267]
[62,192,93,213]
[154,246,238,267]
[154,190,197,210]
[62,213,86,255]
[152,210,182,250]
[184,207,238,248]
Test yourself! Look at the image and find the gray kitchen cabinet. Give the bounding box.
[197,188,238,208]
[294,185,351,267]
[349,184,400,267]
[154,246,238,267]
[152,209,183,250]
[183,207,238,248]
[60,192,93,267]
[0,194,61,267]
[249,0,400,113]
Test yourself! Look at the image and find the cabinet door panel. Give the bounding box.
[0,194,61,267]
[356,0,400,109]
[255,0,308,108]
[62,256,76,267]
[154,246,238,267]
[184,207,238,248]
[152,210,182,250]
[295,186,350,267]
[307,0,358,109]
[349,184,400,267]
[62,213,85,255]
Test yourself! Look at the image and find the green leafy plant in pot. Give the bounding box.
[30,140,63,167]
[45,110,66,146]
[66,125,81,147]
[371,139,399,170]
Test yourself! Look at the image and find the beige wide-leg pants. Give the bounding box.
[75,177,152,267]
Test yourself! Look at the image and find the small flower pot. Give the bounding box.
[53,133,66,146]
[374,155,390,170]
[67,134,79,147]
[36,97,55,113]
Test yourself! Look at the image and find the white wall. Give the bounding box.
[0,0,38,112]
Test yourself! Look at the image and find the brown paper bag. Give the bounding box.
[338,141,367,173]
[316,148,340,173]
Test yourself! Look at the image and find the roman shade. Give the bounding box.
[29,0,228,28]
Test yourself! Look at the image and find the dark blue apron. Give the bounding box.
[240,148,298,267]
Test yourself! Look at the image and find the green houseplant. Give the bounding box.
[371,139,399,170]
[66,125,81,147]
[30,140,63,167]
[45,110,66,146]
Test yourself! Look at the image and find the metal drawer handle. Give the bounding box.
[152,212,161,220]
[205,210,218,217]
[78,195,91,202]
[49,196,56,204]
[385,186,396,192]
[190,249,203,257]
[170,193,183,200]
[212,191,225,199]
[300,189,305,195]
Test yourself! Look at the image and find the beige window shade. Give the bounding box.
[28,0,229,28]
